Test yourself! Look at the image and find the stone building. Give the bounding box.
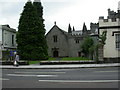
[99,4,120,62]
[0,25,17,59]
[46,22,98,58]
[0,25,17,50]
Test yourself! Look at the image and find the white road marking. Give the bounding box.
[7,74,58,77]
[15,71,66,74]
[37,75,58,77]
[54,69,75,71]
[38,80,120,83]
[0,78,9,80]
[95,71,118,73]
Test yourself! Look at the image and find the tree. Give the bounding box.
[33,0,48,59]
[81,36,94,58]
[99,31,107,45]
[81,31,107,61]
[33,0,43,18]
[16,0,48,60]
[96,30,107,62]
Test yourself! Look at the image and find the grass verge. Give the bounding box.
[61,57,90,61]
[29,61,40,64]
[29,58,56,64]
[29,57,91,64]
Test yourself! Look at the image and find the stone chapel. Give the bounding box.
[46,22,98,57]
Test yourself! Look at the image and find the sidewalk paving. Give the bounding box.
[0,63,120,69]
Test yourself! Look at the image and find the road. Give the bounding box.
[1,67,119,88]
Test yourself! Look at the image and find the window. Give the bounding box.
[12,35,14,45]
[75,39,79,43]
[53,35,57,42]
[116,34,120,49]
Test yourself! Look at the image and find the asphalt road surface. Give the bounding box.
[1,67,119,88]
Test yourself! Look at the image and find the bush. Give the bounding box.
[2,61,29,65]
[61,57,90,61]
[2,50,10,60]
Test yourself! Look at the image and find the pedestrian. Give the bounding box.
[14,53,19,67]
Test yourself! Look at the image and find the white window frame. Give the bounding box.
[115,34,120,50]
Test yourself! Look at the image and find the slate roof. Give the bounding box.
[1,25,16,33]
[46,24,68,37]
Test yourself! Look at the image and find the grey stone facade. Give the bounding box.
[108,9,120,19]
[46,23,98,57]
[0,25,17,60]
[99,7,120,62]
[46,25,69,57]
[0,25,17,50]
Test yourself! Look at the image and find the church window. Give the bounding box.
[53,35,57,42]
[116,34,120,49]
[75,39,79,43]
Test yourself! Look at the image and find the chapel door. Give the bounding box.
[78,52,81,57]
[53,51,59,57]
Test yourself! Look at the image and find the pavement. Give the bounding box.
[0,63,120,69]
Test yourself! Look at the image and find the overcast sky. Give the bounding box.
[0,0,119,33]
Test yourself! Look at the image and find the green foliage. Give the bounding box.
[33,0,48,60]
[94,31,107,62]
[89,45,95,55]
[48,57,56,60]
[16,1,48,60]
[99,31,107,45]
[80,31,107,61]
[33,1,43,20]
[2,50,9,60]
[81,36,94,57]
[61,57,90,61]
[29,60,40,64]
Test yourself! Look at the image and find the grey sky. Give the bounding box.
[0,0,120,33]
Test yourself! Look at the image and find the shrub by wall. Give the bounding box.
[2,50,10,60]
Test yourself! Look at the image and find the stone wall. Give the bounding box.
[46,25,69,57]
